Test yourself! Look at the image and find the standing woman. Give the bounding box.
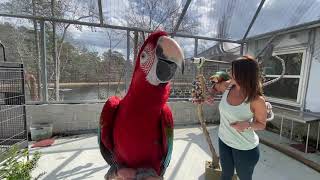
[213,55,267,180]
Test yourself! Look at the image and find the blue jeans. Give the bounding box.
[219,139,260,180]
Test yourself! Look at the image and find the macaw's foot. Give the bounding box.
[117,168,137,179]
[105,166,122,180]
[106,167,162,180]
[142,176,162,180]
[136,168,162,180]
[104,172,120,180]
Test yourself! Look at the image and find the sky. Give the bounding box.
[1,0,320,59]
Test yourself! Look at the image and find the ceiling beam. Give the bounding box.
[241,0,266,41]
[243,19,320,42]
[0,13,239,43]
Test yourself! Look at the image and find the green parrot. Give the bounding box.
[209,71,230,83]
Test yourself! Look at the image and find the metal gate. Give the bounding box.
[0,62,28,161]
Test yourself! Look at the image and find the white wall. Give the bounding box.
[26,102,220,134]
[246,29,320,112]
[247,30,309,56]
[305,28,320,112]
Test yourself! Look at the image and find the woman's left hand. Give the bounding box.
[230,121,250,132]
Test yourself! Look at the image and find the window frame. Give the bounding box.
[264,47,308,107]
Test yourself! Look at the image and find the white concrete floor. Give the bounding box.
[31,126,320,180]
[257,130,320,165]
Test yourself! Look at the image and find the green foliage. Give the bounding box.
[0,146,45,180]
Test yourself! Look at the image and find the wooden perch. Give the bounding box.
[196,74,220,169]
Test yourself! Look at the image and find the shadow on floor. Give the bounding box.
[175,127,219,158]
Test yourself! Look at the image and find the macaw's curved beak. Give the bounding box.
[155,36,184,82]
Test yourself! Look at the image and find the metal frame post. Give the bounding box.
[280,115,284,141]
[98,0,104,25]
[194,38,198,57]
[40,21,48,103]
[290,120,294,140]
[126,30,130,92]
[305,124,310,153]
[317,122,320,150]
[194,38,198,78]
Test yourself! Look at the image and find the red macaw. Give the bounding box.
[98,31,184,179]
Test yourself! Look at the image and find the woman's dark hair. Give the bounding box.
[231,55,263,103]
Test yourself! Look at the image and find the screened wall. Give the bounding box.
[0,0,319,103]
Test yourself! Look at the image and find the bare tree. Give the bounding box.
[126,0,198,33]
[49,0,98,100]
[124,0,199,70]
[31,0,42,100]
[101,30,127,96]
[1,0,98,101]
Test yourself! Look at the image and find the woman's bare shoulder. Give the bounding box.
[256,96,266,102]
[251,96,266,111]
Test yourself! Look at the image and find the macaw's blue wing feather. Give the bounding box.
[162,127,173,173]
[160,104,174,176]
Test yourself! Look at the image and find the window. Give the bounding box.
[262,49,307,105]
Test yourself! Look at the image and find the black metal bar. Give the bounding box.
[0,41,6,62]
[194,38,198,56]
[0,13,240,43]
[240,43,244,55]
[242,0,266,41]
[20,64,28,148]
[0,62,28,162]
[98,0,104,25]
[172,0,192,36]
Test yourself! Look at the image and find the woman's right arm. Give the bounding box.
[212,80,231,94]
[206,80,230,104]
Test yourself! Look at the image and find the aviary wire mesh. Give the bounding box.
[0,62,27,160]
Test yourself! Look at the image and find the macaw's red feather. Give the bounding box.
[99,30,174,175]
[100,96,121,150]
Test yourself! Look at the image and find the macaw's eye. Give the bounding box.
[141,51,148,63]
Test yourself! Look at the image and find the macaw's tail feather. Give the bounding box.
[161,127,173,176]
[164,128,173,167]
[160,104,174,176]
[98,126,112,165]
[99,129,120,169]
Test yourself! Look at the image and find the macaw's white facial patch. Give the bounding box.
[146,59,161,86]
[140,44,155,75]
